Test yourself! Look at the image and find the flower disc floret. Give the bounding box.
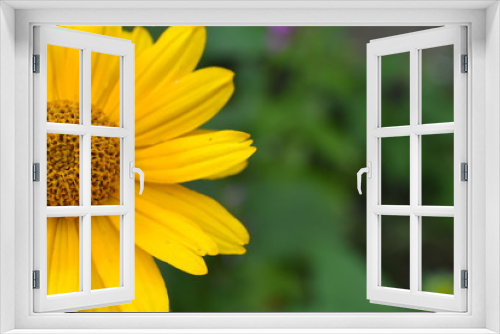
[47,101,121,206]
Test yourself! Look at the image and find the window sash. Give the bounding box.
[366,26,468,312]
[32,26,136,313]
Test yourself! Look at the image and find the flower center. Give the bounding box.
[47,100,121,206]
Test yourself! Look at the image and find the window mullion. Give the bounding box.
[82,47,92,294]
[409,48,420,294]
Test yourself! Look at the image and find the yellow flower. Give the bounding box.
[46,26,256,312]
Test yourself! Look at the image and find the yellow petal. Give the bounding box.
[108,186,209,275]
[82,246,169,312]
[119,27,153,56]
[179,128,213,136]
[68,26,122,124]
[146,184,250,255]
[204,160,249,180]
[109,183,218,273]
[101,27,154,124]
[135,67,235,145]
[90,51,120,114]
[47,217,80,295]
[90,216,121,290]
[187,130,251,180]
[47,45,79,103]
[136,130,256,184]
[135,26,206,103]
[129,26,153,56]
[135,200,208,275]
[136,191,219,256]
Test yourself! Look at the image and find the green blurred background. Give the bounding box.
[130,26,455,312]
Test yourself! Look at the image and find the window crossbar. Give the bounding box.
[46,123,129,138]
[46,205,130,217]
[372,205,454,217]
[372,122,454,138]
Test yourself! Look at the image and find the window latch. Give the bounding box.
[129,162,144,195]
[357,162,372,195]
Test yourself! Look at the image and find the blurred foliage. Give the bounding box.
[381,52,410,127]
[131,26,454,312]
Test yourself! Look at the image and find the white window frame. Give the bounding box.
[0,1,499,333]
[366,26,468,313]
[33,26,136,312]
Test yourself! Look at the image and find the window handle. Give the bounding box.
[129,162,145,195]
[357,162,372,195]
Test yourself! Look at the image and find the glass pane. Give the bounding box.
[421,134,454,206]
[91,52,120,127]
[47,45,80,124]
[381,215,410,290]
[47,216,80,295]
[421,217,454,294]
[91,215,121,290]
[381,136,410,205]
[421,45,454,124]
[47,134,80,206]
[381,52,410,127]
[91,136,121,205]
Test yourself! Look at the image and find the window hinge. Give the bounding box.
[33,54,40,73]
[33,163,40,182]
[461,54,468,73]
[461,270,468,289]
[461,162,468,182]
[32,270,40,289]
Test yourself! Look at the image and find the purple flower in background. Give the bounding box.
[270,26,294,37]
[267,26,296,52]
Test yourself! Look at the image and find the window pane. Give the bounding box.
[381,215,410,290]
[47,133,80,206]
[421,133,454,206]
[47,45,80,124]
[381,136,410,205]
[91,136,120,205]
[47,217,80,295]
[421,217,454,294]
[91,215,121,290]
[421,45,454,124]
[91,52,120,127]
[381,52,410,127]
